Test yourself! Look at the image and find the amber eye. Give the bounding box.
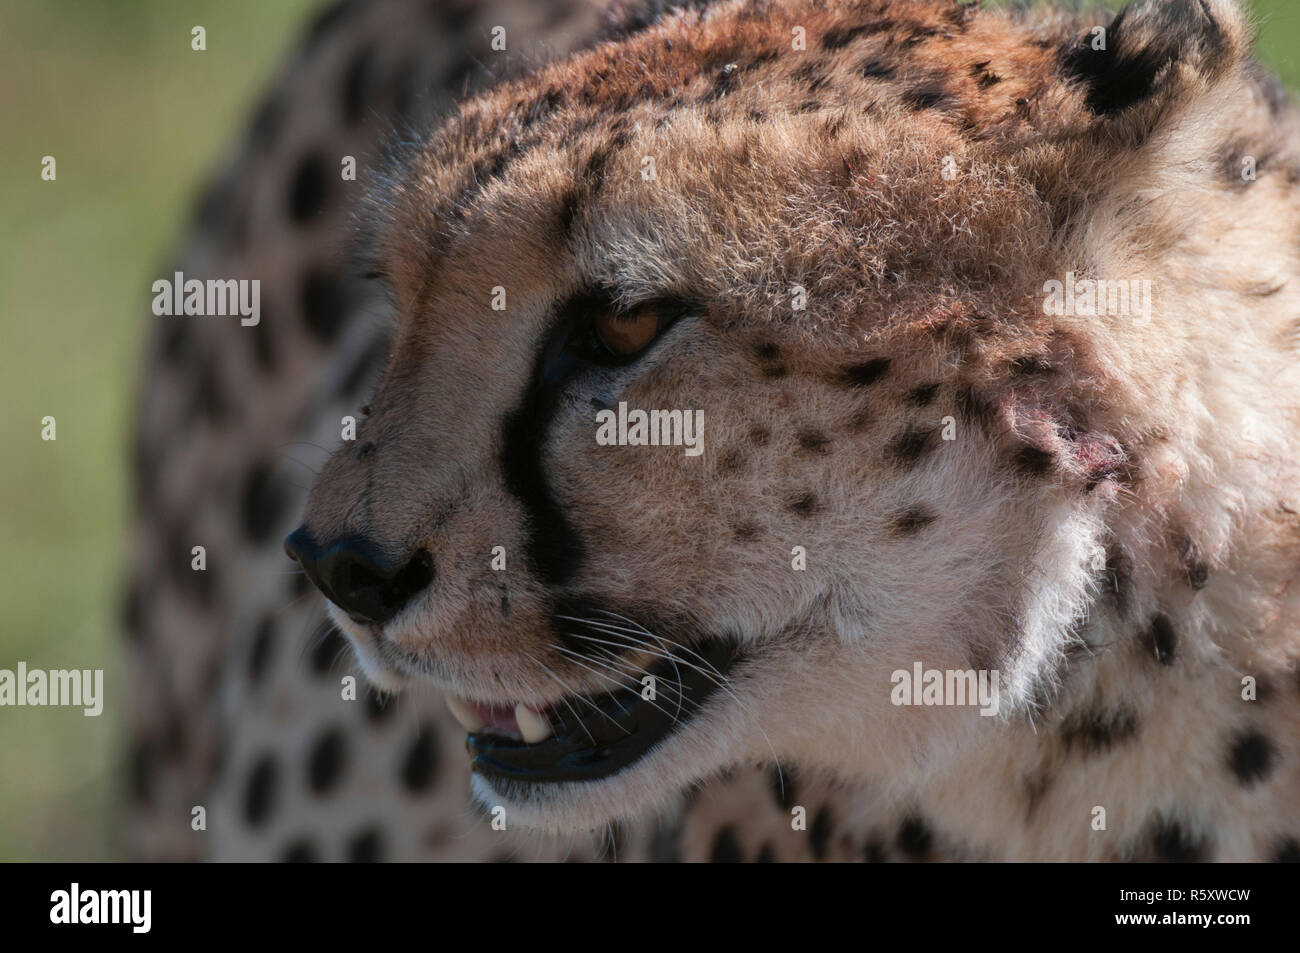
[593,304,664,358]
[559,296,692,369]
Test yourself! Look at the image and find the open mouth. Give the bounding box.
[445,638,742,784]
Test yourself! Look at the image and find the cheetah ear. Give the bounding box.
[1060,0,1251,119]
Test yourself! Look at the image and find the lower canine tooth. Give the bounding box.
[446,695,485,732]
[515,703,553,743]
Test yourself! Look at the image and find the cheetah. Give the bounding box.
[126,0,1300,862]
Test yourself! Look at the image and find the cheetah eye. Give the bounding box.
[595,306,661,357]
[567,299,689,366]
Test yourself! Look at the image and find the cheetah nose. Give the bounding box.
[284,526,433,626]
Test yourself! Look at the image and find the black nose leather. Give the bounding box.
[284,527,433,625]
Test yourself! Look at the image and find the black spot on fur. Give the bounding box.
[248,617,275,683]
[822,22,884,50]
[890,506,936,536]
[341,45,376,123]
[600,0,724,41]
[300,267,349,342]
[710,826,743,862]
[810,807,833,860]
[890,426,936,464]
[755,843,775,863]
[355,441,376,460]
[288,152,329,223]
[1228,730,1276,787]
[401,724,439,791]
[837,358,891,388]
[897,815,933,860]
[1061,706,1140,755]
[242,463,290,543]
[280,839,318,863]
[1178,537,1210,590]
[346,826,384,862]
[1143,614,1179,666]
[558,188,582,237]
[1275,838,1300,862]
[582,142,615,191]
[955,386,997,429]
[863,838,887,862]
[970,60,1001,87]
[859,54,896,79]
[906,382,940,406]
[788,492,819,517]
[1013,445,1055,477]
[307,727,346,794]
[1010,355,1054,376]
[901,80,949,110]
[733,521,760,542]
[523,87,566,129]
[792,62,828,93]
[243,756,278,827]
[716,446,746,472]
[749,424,771,446]
[1150,816,1208,862]
[796,429,831,454]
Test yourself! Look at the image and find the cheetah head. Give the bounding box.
[287,0,1270,832]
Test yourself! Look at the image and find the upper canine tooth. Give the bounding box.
[446,695,485,733]
[515,703,553,743]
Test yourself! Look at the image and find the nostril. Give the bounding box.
[321,540,434,626]
[388,549,434,601]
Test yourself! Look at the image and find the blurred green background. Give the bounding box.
[0,0,1296,862]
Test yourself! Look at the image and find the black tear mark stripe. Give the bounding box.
[1060,705,1140,756]
[499,296,597,587]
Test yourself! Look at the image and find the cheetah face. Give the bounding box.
[286,2,1131,832]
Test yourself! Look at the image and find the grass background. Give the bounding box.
[0,0,1296,862]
